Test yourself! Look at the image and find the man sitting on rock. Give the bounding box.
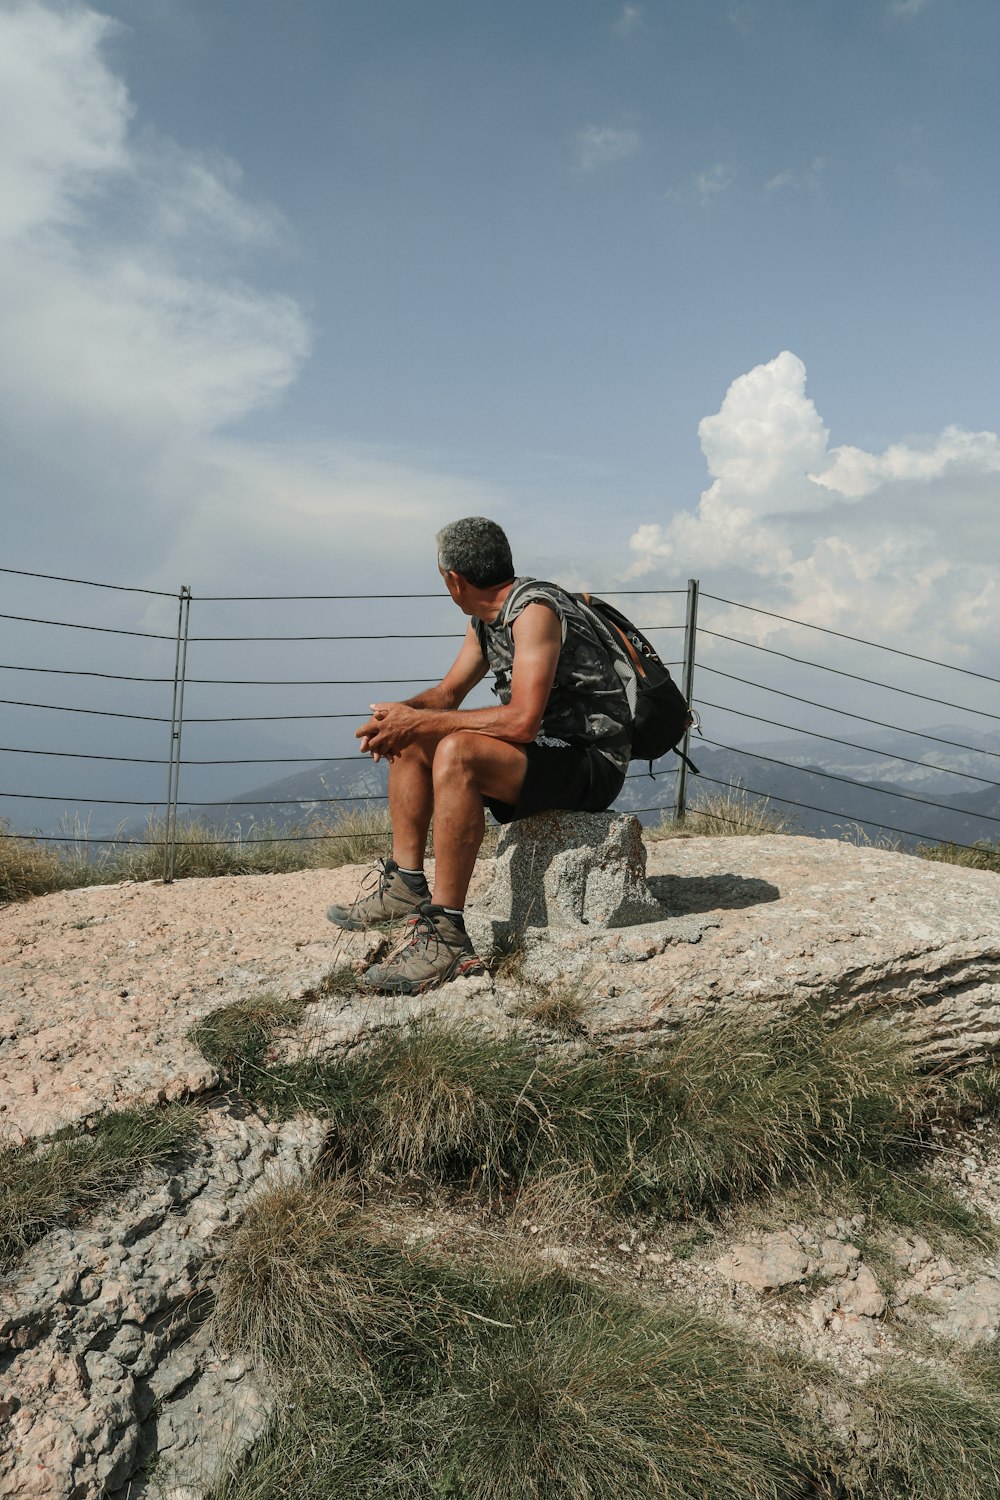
[326,516,631,992]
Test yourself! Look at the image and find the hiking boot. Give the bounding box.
[361,904,485,995]
[326,859,429,931]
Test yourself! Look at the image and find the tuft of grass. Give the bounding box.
[217,1008,938,1221]
[0,819,67,903]
[211,1220,828,1500]
[860,1365,1000,1499]
[212,1179,413,1385]
[513,977,591,1034]
[315,964,362,999]
[0,1103,199,1274]
[917,839,1000,875]
[849,1162,996,1252]
[191,993,307,1094]
[433,1271,823,1500]
[301,806,395,868]
[648,782,793,839]
[941,1061,1000,1122]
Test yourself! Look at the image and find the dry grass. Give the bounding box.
[512,976,592,1034]
[1,803,498,900]
[211,1188,827,1500]
[212,1180,412,1384]
[0,819,68,903]
[207,1008,944,1221]
[917,839,1000,875]
[0,1103,199,1274]
[648,782,793,839]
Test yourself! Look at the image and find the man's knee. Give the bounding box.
[431,729,482,782]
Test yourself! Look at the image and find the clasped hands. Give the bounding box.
[356,701,419,762]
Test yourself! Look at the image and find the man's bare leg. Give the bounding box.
[429,730,528,910]
[387,744,435,870]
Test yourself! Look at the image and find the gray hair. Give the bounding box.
[436,517,515,589]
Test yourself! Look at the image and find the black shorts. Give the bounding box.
[484,742,627,826]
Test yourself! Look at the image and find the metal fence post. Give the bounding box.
[675,577,700,824]
[163,587,192,883]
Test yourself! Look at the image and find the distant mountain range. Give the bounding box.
[217,723,1000,853]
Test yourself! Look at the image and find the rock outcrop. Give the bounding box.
[3,837,1000,1149]
[3,835,1000,1496]
[1,1106,325,1499]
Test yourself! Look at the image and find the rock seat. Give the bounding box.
[464,810,663,963]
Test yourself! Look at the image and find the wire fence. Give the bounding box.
[2,564,998,879]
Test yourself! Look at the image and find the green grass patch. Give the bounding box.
[212,1180,827,1499]
[513,977,591,1034]
[860,1365,1000,1498]
[0,1103,199,1274]
[191,993,308,1094]
[197,1004,945,1221]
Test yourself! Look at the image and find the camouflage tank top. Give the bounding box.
[473,577,632,773]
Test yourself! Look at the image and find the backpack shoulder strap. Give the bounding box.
[497,578,569,641]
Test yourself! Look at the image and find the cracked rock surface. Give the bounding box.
[4,837,1000,1145]
[3,835,1000,1496]
[0,1106,325,1500]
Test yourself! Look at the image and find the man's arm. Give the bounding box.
[401,625,490,711]
[358,604,561,758]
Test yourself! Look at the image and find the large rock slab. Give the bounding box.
[466,811,664,961]
[0,1106,325,1500]
[3,836,1000,1149]
[0,870,382,1143]
[607,836,1000,1062]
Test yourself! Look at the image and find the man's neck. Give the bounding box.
[473,578,516,624]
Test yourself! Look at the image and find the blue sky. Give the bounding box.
[1,0,997,820]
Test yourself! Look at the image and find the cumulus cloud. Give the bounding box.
[695,163,736,206]
[576,124,641,171]
[613,5,643,36]
[0,0,501,607]
[764,157,826,197]
[627,351,1000,669]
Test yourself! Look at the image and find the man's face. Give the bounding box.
[440,566,470,614]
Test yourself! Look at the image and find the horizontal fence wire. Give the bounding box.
[691,706,1000,789]
[184,624,684,643]
[0,698,171,723]
[0,664,176,683]
[0,565,177,598]
[693,773,994,853]
[698,630,999,721]
[702,593,1000,686]
[697,738,1000,827]
[697,675,1000,755]
[196,587,688,602]
[0,612,175,639]
[0,764,674,811]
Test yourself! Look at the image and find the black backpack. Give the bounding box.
[573,592,699,775]
[498,579,698,774]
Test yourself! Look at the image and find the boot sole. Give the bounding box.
[361,953,485,996]
[326,907,419,932]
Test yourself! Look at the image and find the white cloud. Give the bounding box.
[889,0,932,17]
[764,157,826,197]
[613,5,643,36]
[0,1,493,603]
[627,351,1000,668]
[695,163,736,206]
[576,124,641,171]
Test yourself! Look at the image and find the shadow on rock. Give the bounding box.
[648,873,780,916]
